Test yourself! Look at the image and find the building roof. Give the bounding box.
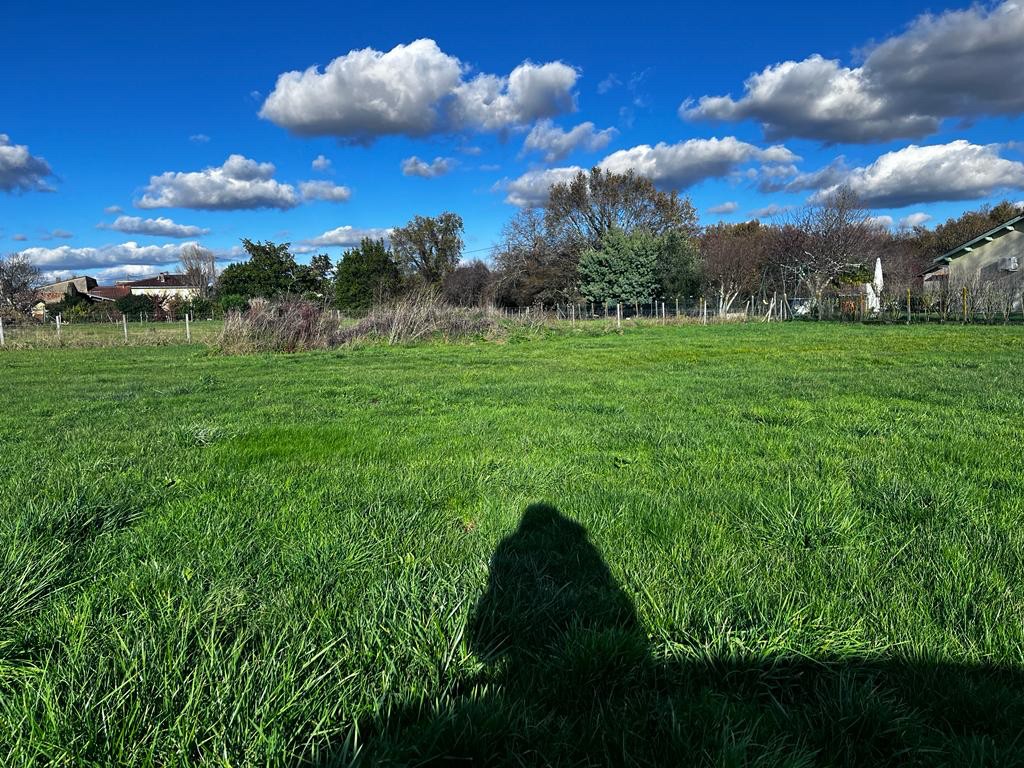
[124,273,191,288]
[86,285,132,301]
[931,213,1024,267]
[36,275,97,293]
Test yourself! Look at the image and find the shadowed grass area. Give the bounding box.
[1,323,1023,765]
[363,504,1024,766]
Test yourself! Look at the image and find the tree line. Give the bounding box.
[2,168,1021,323]
[209,169,1022,315]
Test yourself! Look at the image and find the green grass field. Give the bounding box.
[2,324,1023,766]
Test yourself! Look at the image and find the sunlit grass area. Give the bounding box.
[2,324,1023,765]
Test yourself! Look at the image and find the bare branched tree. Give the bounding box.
[0,252,42,314]
[492,208,576,305]
[700,221,768,315]
[781,187,882,315]
[545,168,697,250]
[179,244,217,298]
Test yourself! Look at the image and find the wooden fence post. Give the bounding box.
[963,286,969,323]
[906,288,912,325]
[122,314,128,344]
[0,317,5,347]
[185,313,192,343]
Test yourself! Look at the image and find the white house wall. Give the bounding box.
[129,286,199,299]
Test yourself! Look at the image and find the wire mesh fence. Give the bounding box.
[504,284,1024,326]
[0,316,224,349]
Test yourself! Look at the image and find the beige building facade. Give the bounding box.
[924,215,1023,303]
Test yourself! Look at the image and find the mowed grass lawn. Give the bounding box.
[2,324,1023,766]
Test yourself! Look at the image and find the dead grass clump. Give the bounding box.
[218,298,341,353]
[336,291,504,345]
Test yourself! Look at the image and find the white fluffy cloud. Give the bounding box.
[298,225,393,252]
[683,1,1024,142]
[501,166,584,207]
[312,154,331,171]
[707,201,740,215]
[521,120,617,162]
[299,180,352,202]
[259,39,578,142]
[809,141,1024,208]
[400,156,454,178]
[99,215,210,238]
[599,137,797,190]
[0,134,54,193]
[19,241,198,271]
[899,212,932,229]
[137,154,299,210]
[749,203,790,218]
[867,215,894,228]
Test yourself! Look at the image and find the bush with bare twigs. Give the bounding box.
[337,290,508,345]
[218,298,343,353]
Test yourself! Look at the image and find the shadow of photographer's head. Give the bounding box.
[468,504,646,677]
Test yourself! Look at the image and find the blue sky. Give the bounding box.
[3,0,1023,282]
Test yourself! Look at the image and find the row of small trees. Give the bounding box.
[213,212,473,311]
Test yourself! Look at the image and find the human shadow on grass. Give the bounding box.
[349,504,1024,766]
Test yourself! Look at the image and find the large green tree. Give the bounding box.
[577,228,659,304]
[334,239,402,310]
[494,169,699,306]
[294,253,334,298]
[657,230,701,299]
[390,212,464,285]
[217,240,297,299]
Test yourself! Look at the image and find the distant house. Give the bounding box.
[35,276,97,304]
[32,276,99,318]
[120,273,199,300]
[923,213,1023,294]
